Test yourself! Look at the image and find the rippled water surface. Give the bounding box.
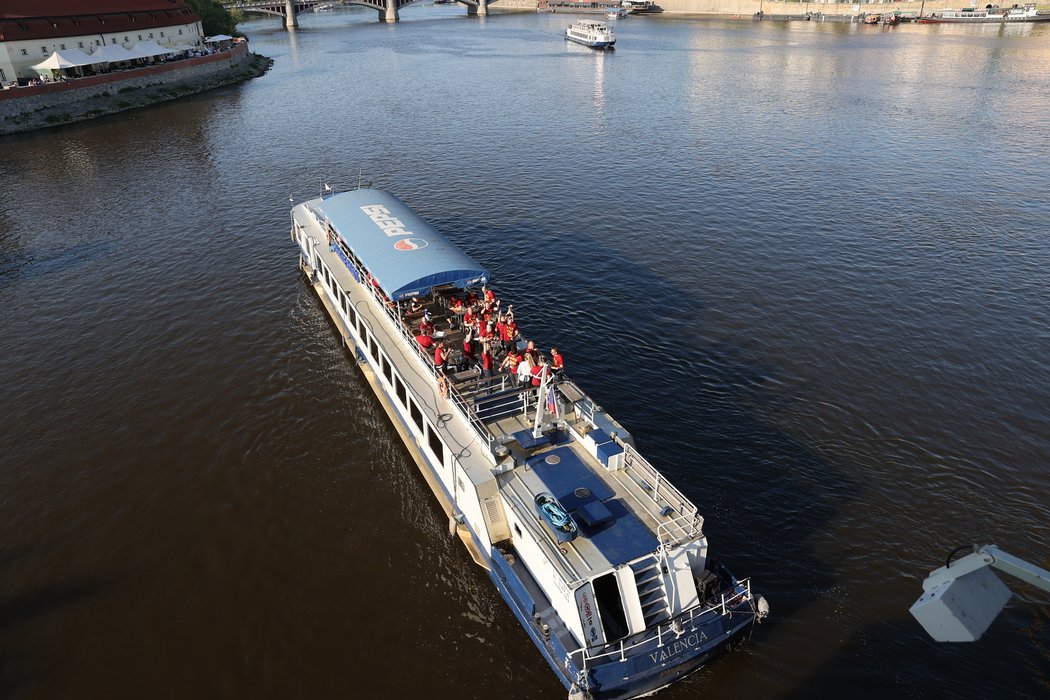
[1,8,1049,699]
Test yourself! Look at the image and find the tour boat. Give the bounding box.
[566,20,616,49]
[918,3,1049,22]
[620,0,659,12]
[289,187,768,700]
[606,8,628,19]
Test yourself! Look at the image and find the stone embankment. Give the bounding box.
[499,0,958,19]
[0,43,271,137]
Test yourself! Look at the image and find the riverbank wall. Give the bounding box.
[498,0,1024,19]
[0,43,271,137]
[655,0,929,19]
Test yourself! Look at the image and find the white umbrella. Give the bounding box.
[32,49,94,70]
[125,40,170,60]
[204,34,233,43]
[89,44,136,64]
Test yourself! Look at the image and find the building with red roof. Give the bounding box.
[1,1,204,83]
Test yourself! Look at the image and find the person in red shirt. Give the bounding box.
[500,348,522,375]
[523,340,538,363]
[550,347,565,377]
[462,327,476,364]
[463,306,476,329]
[419,316,435,337]
[495,314,512,353]
[530,356,549,387]
[480,341,494,378]
[483,285,496,305]
[434,340,449,398]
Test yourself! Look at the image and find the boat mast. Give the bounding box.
[531,366,553,438]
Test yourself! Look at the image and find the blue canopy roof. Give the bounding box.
[313,189,488,301]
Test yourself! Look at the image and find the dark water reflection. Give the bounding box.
[1,8,1048,699]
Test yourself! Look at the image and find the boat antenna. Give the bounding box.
[357,168,363,190]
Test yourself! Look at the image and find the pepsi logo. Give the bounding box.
[394,238,428,251]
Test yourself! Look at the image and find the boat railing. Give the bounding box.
[567,578,754,672]
[308,206,504,453]
[612,437,703,543]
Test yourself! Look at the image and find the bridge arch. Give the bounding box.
[225,0,498,25]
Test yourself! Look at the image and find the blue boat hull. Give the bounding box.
[567,36,615,48]
[486,547,757,699]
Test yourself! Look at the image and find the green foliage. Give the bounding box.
[185,0,240,37]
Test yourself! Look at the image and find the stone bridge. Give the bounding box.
[224,0,498,25]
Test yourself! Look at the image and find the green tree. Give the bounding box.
[185,0,240,37]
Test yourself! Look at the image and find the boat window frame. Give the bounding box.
[369,333,379,363]
[410,399,424,433]
[426,423,445,466]
[395,376,407,406]
[345,297,357,327]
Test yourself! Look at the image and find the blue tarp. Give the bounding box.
[313,189,488,301]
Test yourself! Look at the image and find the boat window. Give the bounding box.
[369,334,379,362]
[381,355,393,384]
[427,424,444,466]
[593,572,630,642]
[410,399,423,433]
[395,376,406,406]
[346,300,357,327]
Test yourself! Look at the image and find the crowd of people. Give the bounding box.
[407,284,565,399]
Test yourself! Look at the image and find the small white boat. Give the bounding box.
[606,7,627,18]
[565,19,615,49]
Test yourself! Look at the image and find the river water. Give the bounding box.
[1,7,1048,699]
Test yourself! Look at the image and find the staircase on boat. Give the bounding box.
[632,555,672,628]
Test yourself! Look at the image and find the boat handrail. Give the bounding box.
[567,578,754,671]
[656,513,701,548]
[613,436,702,541]
[307,205,505,452]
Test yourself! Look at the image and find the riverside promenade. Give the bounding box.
[0,43,270,136]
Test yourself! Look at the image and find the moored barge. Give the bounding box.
[289,187,768,699]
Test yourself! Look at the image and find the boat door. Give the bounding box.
[574,581,605,647]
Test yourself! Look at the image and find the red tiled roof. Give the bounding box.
[1,2,199,42]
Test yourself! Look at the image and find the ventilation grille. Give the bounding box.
[484,497,504,525]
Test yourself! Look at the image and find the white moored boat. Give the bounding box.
[566,20,616,49]
[290,187,768,700]
[918,3,1050,22]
